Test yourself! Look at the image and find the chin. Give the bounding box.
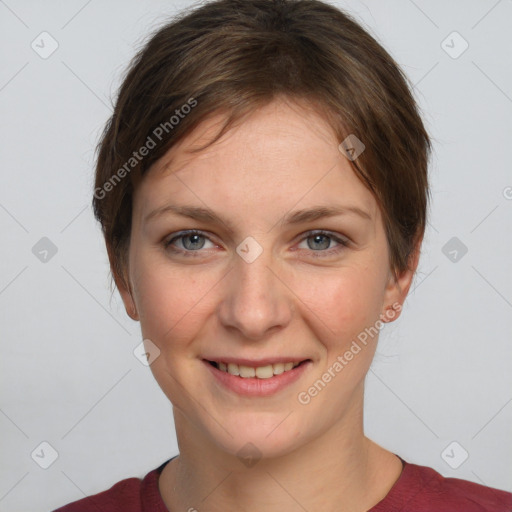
[201,411,307,464]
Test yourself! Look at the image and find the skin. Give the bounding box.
[116,97,421,512]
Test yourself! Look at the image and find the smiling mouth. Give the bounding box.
[205,359,310,379]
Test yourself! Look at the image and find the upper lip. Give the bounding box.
[203,357,310,366]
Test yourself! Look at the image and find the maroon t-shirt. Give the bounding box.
[53,455,512,511]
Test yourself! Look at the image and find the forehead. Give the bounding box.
[133,99,378,226]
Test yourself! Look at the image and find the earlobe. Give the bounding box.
[380,302,402,323]
[107,245,139,321]
[114,270,139,322]
[119,284,139,321]
[381,236,423,323]
[380,273,409,324]
[125,294,139,321]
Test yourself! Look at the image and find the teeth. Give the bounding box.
[273,363,285,375]
[240,365,256,378]
[227,363,239,376]
[214,361,302,379]
[255,365,273,379]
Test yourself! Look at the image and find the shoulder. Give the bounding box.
[388,459,512,511]
[53,476,144,512]
[52,464,165,512]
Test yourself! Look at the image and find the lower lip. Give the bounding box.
[203,360,312,397]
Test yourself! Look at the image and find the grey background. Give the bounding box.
[1,0,511,510]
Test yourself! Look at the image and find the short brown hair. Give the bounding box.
[93,0,431,291]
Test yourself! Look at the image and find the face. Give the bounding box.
[118,98,416,461]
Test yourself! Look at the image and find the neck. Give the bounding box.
[159,388,403,512]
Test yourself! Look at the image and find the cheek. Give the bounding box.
[131,257,212,347]
[292,262,385,343]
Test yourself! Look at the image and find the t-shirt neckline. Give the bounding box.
[144,453,412,511]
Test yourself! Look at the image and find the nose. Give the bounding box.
[217,243,294,341]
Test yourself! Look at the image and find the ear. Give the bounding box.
[107,245,139,322]
[380,234,423,323]
[116,273,140,322]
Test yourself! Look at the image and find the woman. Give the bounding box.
[55,0,512,510]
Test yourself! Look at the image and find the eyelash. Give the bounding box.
[163,229,349,258]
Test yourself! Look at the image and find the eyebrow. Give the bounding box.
[144,203,372,229]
